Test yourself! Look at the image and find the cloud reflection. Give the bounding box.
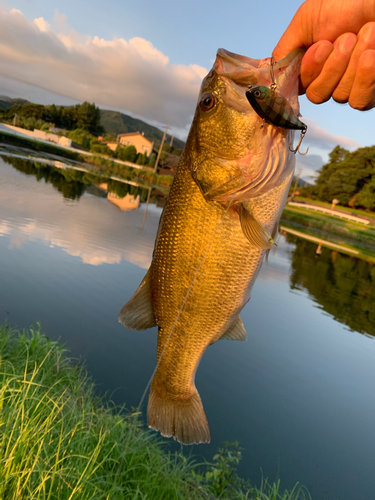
[0,161,161,268]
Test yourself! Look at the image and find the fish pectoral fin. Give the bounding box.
[220,315,247,341]
[239,204,274,249]
[265,221,279,264]
[118,268,156,331]
[203,170,244,201]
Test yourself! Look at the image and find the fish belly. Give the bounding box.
[146,159,292,444]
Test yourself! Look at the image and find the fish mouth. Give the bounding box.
[214,48,305,112]
[216,48,305,84]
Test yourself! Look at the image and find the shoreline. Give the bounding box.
[0,323,310,499]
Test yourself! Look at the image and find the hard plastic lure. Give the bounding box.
[246,85,308,155]
[246,85,306,130]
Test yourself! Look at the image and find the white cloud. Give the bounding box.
[301,117,361,151]
[0,6,207,129]
[0,221,10,235]
[33,17,51,32]
[296,153,324,181]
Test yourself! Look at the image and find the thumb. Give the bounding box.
[272,6,312,61]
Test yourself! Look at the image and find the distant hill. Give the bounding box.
[0,97,30,110]
[100,109,185,149]
[0,95,185,149]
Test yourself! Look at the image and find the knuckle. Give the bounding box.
[348,94,375,111]
[332,86,350,104]
[306,85,331,104]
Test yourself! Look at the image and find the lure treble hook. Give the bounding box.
[289,128,309,155]
[269,56,277,91]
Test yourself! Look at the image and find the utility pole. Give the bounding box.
[290,168,302,201]
[154,125,170,173]
[169,135,174,147]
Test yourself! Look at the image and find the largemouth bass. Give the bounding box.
[119,48,304,445]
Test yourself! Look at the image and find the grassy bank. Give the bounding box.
[0,131,80,161]
[0,131,173,188]
[0,324,310,499]
[281,206,375,256]
[293,196,375,220]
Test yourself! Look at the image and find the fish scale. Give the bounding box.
[119,48,304,444]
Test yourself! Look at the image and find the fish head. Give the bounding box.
[185,48,305,202]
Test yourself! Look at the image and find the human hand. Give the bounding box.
[272,0,375,110]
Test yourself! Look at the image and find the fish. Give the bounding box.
[119,48,304,445]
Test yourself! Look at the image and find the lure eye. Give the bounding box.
[200,93,216,111]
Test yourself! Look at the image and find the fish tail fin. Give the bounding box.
[147,385,210,445]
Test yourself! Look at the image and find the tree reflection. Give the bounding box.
[3,156,86,200]
[3,156,150,202]
[106,179,149,202]
[287,235,375,338]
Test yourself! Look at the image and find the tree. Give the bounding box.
[75,102,104,135]
[118,145,137,163]
[148,153,156,169]
[313,145,375,208]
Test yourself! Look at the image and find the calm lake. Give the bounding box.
[1,154,375,500]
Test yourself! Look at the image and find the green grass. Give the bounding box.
[0,131,80,161]
[82,154,174,187]
[0,131,173,189]
[0,324,310,499]
[282,207,375,246]
[293,196,375,220]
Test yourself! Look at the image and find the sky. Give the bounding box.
[0,0,373,181]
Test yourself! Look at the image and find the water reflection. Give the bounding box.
[0,156,161,268]
[287,234,375,338]
[2,155,153,204]
[1,154,375,500]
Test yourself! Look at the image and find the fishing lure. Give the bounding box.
[246,85,306,131]
[246,59,308,155]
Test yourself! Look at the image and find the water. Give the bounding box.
[1,155,375,500]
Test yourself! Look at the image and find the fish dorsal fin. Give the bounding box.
[221,315,247,341]
[238,204,274,249]
[118,269,156,331]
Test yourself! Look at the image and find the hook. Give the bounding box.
[289,127,309,155]
[269,56,277,91]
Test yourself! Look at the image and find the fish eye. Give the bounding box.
[200,93,217,111]
[254,90,261,98]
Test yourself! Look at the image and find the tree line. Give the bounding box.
[0,101,162,167]
[302,145,375,211]
[0,101,104,135]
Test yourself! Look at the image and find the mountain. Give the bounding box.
[0,96,30,110]
[99,109,185,149]
[0,95,186,149]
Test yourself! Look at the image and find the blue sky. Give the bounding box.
[1,0,374,180]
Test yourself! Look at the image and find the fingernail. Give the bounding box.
[361,22,375,44]
[314,43,332,63]
[339,34,356,55]
[362,50,375,68]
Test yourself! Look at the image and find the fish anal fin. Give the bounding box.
[147,385,210,445]
[118,269,156,331]
[221,315,247,341]
[239,204,274,249]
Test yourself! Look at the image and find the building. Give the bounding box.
[117,132,154,156]
[107,192,140,211]
[105,141,118,152]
